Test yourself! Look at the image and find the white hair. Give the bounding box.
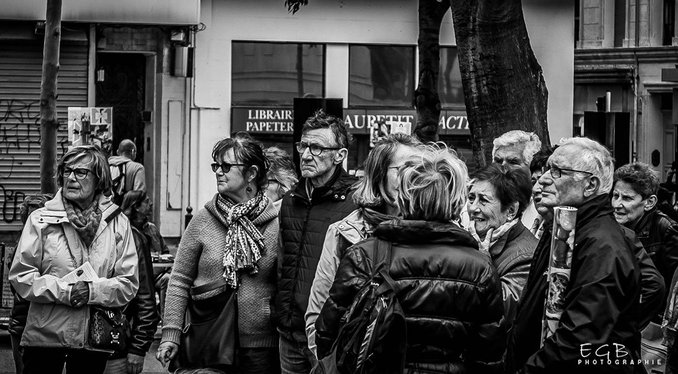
[492,130,542,165]
[396,143,468,221]
[556,137,615,194]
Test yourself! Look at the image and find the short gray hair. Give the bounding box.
[396,143,468,221]
[556,137,615,194]
[492,130,542,165]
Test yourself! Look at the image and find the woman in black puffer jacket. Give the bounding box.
[315,145,506,374]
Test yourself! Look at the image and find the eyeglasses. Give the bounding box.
[546,165,593,179]
[63,168,91,180]
[295,142,341,156]
[211,162,246,173]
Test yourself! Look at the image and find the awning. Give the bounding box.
[1,0,200,25]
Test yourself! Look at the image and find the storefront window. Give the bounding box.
[439,47,465,108]
[232,42,324,106]
[349,45,415,107]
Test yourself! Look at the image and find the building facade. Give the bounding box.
[0,0,199,240]
[574,0,678,175]
[188,0,575,220]
[0,0,574,240]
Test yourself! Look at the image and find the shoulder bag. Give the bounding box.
[170,278,238,371]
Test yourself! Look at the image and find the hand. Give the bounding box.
[70,281,89,308]
[126,353,145,374]
[156,341,179,367]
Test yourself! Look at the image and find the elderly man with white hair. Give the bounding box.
[506,137,651,374]
[492,130,542,233]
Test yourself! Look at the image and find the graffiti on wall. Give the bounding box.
[0,99,67,225]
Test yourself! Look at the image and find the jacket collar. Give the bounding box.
[374,219,479,249]
[43,189,117,222]
[574,194,614,228]
[489,221,528,258]
[292,167,355,202]
[632,207,659,232]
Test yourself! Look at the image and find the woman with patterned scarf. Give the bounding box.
[9,145,139,374]
[157,133,281,374]
[467,163,537,325]
[305,133,421,357]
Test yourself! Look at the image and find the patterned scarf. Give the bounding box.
[63,195,102,248]
[215,192,269,288]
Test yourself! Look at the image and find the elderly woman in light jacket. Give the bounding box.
[9,145,139,374]
[305,133,421,357]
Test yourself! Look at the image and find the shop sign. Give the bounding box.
[345,109,470,135]
[232,107,294,134]
[232,107,470,135]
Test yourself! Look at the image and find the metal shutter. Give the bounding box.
[0,41,88,231]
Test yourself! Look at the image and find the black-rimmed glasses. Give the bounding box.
[295,142,341,156]
[546,165,593,179]
[63,168,91,180]
[211,162,246,173]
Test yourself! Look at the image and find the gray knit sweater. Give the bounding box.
[161,194,279,348]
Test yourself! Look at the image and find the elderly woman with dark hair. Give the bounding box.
[316,145,505,373]
[9,145,139,374]
[263,146,298,204]
[613,162,678,288]
[305,133,420,357]
[467,164,537,324]
[157,133,280,373]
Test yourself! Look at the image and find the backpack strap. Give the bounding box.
[105,207,123,225]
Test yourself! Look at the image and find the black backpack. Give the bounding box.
[110,162,127,205]
[313,238,408,374]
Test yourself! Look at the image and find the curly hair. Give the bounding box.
[396,143,468,221]
[614,162,660,199]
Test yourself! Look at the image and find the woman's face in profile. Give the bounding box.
[384,145,419,205]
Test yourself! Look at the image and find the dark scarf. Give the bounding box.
[214,192,269,288]
[63,195,102,248]
[361,206,396,232]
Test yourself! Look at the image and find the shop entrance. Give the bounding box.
[95,53,147,161]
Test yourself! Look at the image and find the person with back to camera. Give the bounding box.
[316,144,506,373]
[305,133,421,358]
[9,145,139,374]
[157,133,281,374]
[103,190,159,374]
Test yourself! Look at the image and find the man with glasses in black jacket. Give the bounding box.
[275,110,356,374]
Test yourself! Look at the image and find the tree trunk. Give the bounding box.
[450,0,549,167]
[413,0,450,143]
[40,0,62,194]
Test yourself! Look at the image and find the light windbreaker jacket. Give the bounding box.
[9,189,139,348]
[305,209,368,356]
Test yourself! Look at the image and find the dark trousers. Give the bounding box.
[23,347,109,374]
[9,332,23,374]
[175,348,280,374]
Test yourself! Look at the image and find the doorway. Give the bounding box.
[95,53,146,161]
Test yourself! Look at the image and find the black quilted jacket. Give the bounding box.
[275,167,356,341]
[316,219,506,374]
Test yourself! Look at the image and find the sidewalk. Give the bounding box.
[142,337,168,374]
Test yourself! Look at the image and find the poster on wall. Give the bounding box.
[68,107,113,153]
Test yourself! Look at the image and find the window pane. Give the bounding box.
[232,42,324,106]
[439,47,465,108]
[349,45,414,107]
